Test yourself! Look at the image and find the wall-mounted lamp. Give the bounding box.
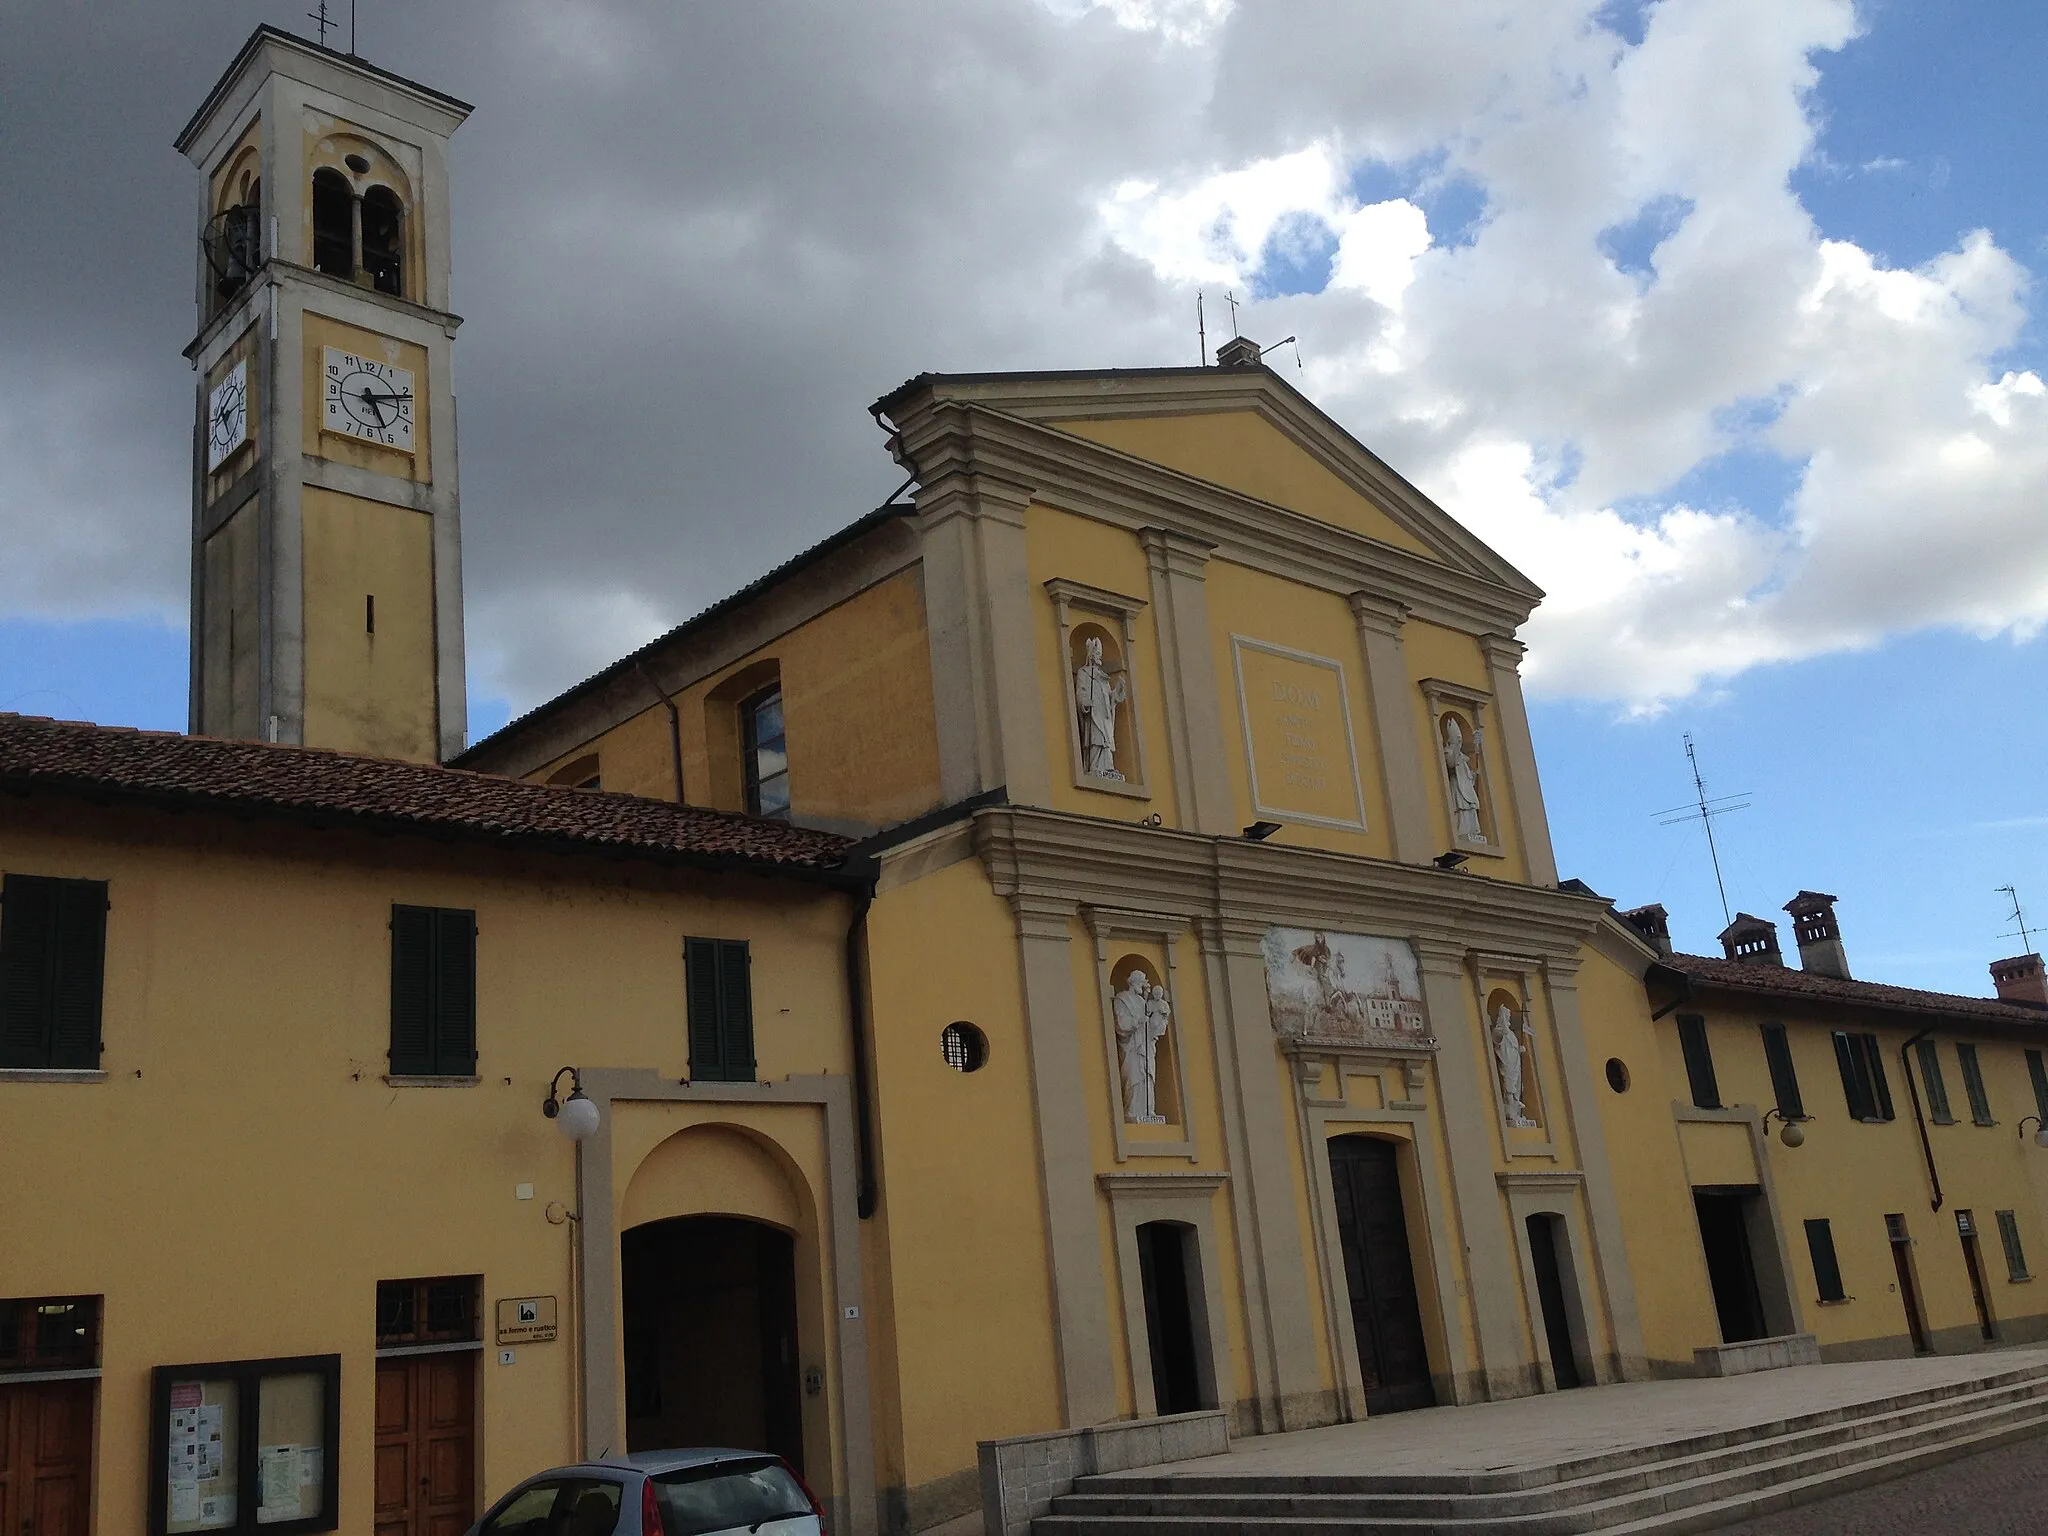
[1243,821,1283,841]
[1432,850,1470,870]
[1762,1107,1806,1149]
[2019,1116,2048,1149]
[543,1067,601,1142]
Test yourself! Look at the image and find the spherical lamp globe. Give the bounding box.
[556,1090,601,1142]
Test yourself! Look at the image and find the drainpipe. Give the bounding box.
[1900,1028,1944,1212]
[844,890,879,1219]
[634,659,685,805]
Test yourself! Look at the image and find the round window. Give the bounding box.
[1605,1057,1631,1093]
[941,1022,989,1073]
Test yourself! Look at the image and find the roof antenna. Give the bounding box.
[1998,885,2033,953]
[1223,288,1241,337]
[1655,733,1750,926]
[306,0,335,47]
[349,0,358,57]
[1196,290,1207,366]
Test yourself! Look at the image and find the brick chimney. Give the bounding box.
[1214,334,1264,369]
[1991,953,2048,1007]
[1784,890,1850,979]
[1719,912,1784,966]
[1619,904,1673,957]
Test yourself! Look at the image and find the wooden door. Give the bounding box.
[374,1355,475,1536]
[0,1381,93,1536]
[1890,1232,1931,1353]
[1328,1137,1435,1413]
[1961,1234,1997,1341]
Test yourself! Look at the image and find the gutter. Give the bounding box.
[635,659,686,805]
[1899,1027,1945,1213]
[845,890,879,1220]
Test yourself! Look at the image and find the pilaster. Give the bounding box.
[1140,528,1236,835]
[1542,963,1650,1380]
[1009,895,1119,1426]
[1349,592,1434,863]
[917,473,1052,807]
[1478,634,1558,885]
[1413,941,1528,1398]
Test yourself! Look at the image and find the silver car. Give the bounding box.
[466,1449,825,1536]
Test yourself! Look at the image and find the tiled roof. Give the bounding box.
[1653,952,2047,1029]
[0,714,855,879]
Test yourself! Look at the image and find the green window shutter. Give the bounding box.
[686,937,726,1081]
[1863,1035,1895,1121]
[390,905,435,1075]
[47,880,107,1070]
[433,908,476,1076]
[0,875,58,1068]
[1957,1044,1993,1125]
[1761,1023,1804,1119]
[1677,1014,1720,1109]
[1804,1218,1846,1303]
[1996,1210,2029,1281]
[1833,1031,1872,1120]
[1916,1039,1954,1124]
[719,940,755,1081]
[2029,1050,2048,1123]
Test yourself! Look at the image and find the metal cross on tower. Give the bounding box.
[307,1,335,47]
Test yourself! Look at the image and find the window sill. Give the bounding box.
[375,1339,484,1359]
[0,1068,107,1084]
[0,1366,101,1383]
[382,1075,481,1088]
[2006,1274,2034,1284]
[1814,1296,1855,1306]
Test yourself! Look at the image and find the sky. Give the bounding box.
[3,0,2044,994]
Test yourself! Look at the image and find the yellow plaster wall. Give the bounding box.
[1200,560,1394,860]
[300,487,438,761]
[1054,411,1435,557]
[862,853,1059,1491]
[301,314,430,481]
[200,503,262,740]
[1573,945,1719,1369]
[1024,507,1183,826]
[533,568,942,832]
[0,800,854,1533]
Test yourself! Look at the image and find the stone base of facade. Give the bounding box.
[1694,1332,1822,1376]
[977,1410,1230,1536]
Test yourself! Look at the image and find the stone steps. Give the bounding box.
[1030,1360,2048,1535]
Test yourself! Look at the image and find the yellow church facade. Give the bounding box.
[9,25,2048,1536]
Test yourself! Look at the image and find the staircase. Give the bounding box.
[1033,1358,2048,1534]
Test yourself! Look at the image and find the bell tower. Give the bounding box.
[178,26,470,761]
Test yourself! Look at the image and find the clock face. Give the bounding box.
[321,346,415,452]
[205,359,249,471]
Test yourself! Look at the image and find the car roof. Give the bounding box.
[557,1448,775,1475]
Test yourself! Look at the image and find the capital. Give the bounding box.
[1348,590,1411,637]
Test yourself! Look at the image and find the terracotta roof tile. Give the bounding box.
[1654,951,2048,1030]
[0,714,854,878]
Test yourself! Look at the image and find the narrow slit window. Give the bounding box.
[361,185,405,296]
[311,167,354,279]
[741,685,789,820]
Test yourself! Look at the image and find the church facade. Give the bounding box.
[6,26,2048,1536]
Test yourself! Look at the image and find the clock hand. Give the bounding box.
[356,387,390,426]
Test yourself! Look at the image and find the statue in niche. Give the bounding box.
[1443,715,1486,844]
[1075,635,1128,780]
[1493,1002,1536,1126]
[1113,969,1169,1123]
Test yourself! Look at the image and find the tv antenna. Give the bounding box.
[1654,733,1750,926]
[1997,885,2033,953]
[1197,290,1207,366]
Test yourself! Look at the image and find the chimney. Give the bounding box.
[1991,953,2048,1007]
[1719,913,1784,966]
[1620,903,1673,957]
[1214,334,1264,369]
[1783,890,1850,979]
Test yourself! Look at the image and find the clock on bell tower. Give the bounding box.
[179,26,470,762]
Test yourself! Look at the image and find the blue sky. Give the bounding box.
[4,0,2043,997]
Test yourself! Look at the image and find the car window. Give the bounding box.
[479,1477,624,1536]
[653,1458,812,1536]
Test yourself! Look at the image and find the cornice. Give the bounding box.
[972,806,1608,963]
[892,399,1539,639]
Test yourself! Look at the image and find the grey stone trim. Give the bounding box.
[1097,1172,1232,1418]
[1083,909,1198,1163]
[1497,1171,1612,1390]
[1672,1101,1807,1344]
[1478,634,1559,886]
[571,1070,876,1536]
[1139,528,1236,835]
[978,1409,1228,1536]
[1694,1332,1820,1376]
[1045,578,1154,801]
[1348,593,1435,864]
[0,1069,108,1084]
[1419,675,1508,861]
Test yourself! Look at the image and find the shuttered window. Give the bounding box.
[1804,1218,1846,1302]
[1833,1031,1895,1121]
[1996,1210,2030,1282]
[1957,1044,1994,1126]
[1915,1039,1954,1124]
[2029,1049,2048,1123]
[0,874,107,1071]
[686,937,755,1083]
[389,905,477,1077]
[1677,1014,1720,1109]
[1761,1022,1804,1119]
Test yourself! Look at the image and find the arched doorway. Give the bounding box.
[1327,1135,1435,1413]
[620,1216,804,1470]
[1525,1212,1583,1389]
[1135,1221,1205,1415]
